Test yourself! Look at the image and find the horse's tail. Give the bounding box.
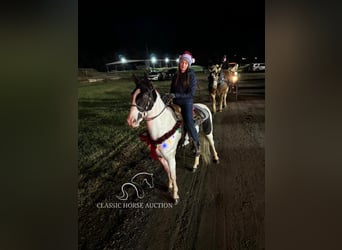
[199,132,211,166]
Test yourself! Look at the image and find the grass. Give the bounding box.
[78,79,144,171]
[78,71,211,176]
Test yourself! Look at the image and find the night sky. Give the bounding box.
[79,1,265,71]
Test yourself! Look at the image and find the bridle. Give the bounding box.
[130,85,168,121]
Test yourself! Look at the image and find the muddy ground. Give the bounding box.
[79,76,265,250]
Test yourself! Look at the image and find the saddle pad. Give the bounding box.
[193,104,209,121]
[193,104,212,135]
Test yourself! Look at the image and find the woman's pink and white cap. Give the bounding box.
[179,51,195,65]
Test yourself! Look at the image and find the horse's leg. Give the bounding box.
[159,157,179,204]
[206,133,220,164]
[210,93,216,113]
[167,157,179,204]
[192,155,200,172]
[223,86,229,108]
[214,95,217,113]
[159,158,172,191]
[218,93,224,112]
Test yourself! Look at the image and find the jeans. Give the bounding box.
[174,100,199,148]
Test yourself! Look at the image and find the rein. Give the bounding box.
[144,104,168,121]
[129,104,167,121]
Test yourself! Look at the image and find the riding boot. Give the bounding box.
[177,127,186,149]
[193,142,201,156]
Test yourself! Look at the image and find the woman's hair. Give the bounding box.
[173,68,190,91]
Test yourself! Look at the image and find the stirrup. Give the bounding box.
[192,144,201,156]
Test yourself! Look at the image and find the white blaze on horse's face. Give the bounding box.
[127,88,143,128]
[212,74,218,88]
[210,65,221,88]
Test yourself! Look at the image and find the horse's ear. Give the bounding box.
[143,72,149,82]
[143,73,155,88]
[132,74,139,85]
[149,81,154,90]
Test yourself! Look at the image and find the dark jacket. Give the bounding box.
[170,69,197,104]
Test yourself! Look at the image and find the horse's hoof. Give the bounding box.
[213,159,220,164]
[174,198,180,205]
[192,168,197,173]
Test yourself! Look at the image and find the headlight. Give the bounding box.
[232,75,238,83]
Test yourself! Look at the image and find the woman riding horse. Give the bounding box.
[127,75,219,204]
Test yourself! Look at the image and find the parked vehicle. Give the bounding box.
[249,63,265,72]
[164,68,177,80]
[147,71,164,81]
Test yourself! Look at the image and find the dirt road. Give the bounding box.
[79,78,265,250]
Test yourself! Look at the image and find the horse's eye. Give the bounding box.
[135,94,146,112]
[135,93,143,105]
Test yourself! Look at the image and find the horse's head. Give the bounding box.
[209,64,222,77]
[127,74,157,127]
[208,64,222,87]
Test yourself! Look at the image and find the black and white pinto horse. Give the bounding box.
[208,64,229,113]
[127,74,219,204]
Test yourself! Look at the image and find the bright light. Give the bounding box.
[231,75,238,84]
[121,57,127,63]
[151,56,157,64]
[165,57,169,63]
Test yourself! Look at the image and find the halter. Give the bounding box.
[131,85,169,121]
[209,64,227,89]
